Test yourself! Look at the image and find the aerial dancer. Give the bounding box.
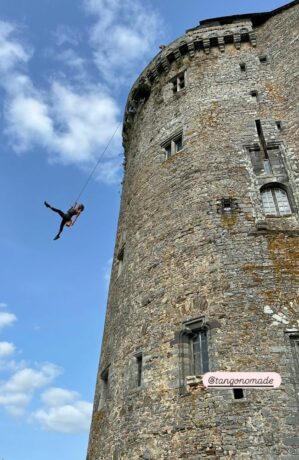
[44,201,85,240]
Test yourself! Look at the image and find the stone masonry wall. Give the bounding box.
[87,2,299,459]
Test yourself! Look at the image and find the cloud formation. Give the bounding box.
[0,304,92,432]
[0,1,163,184]
[0,363,61,416]
[0,311,17,330]
[0,20,122,184]
[84,0,162,85]
[33,387,92,433]
[0,342,15,357]
[41,387,80,406]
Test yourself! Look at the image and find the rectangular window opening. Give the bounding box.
[164,143,172,159]
[178,75,185,90]
[240,63,246,72]
[192,328,209,375]
[233,388,244,399]
[174,135,183,153]
[162,132,183,159]
[259,55,268,63]
[251,90,258,100]
[172,71,186,94]
[276,121,282,130]
[222,198,232,212]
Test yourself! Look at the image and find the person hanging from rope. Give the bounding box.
[44,201,85,240]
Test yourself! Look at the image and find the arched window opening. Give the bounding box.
[261,185,292,216]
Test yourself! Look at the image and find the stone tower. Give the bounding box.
[87,2,299,458]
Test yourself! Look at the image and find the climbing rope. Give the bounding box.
[73,121,122,204]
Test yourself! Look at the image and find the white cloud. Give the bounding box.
[0,303,7,308]
[0,21,31,73]
[0,359,27,373]
[33,401,92,433]
[0,2,163,184]
[0,342,15,357]
[0,363,61,415]
[33,387,92,433]
[41,387,79,407]
[0,20,122,184]
[84,0,162,84]
[0,311,17,330]
[2,363,61,393]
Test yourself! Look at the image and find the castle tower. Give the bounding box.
[87,2,299,458]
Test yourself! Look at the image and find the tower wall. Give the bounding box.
[88,2,299,459]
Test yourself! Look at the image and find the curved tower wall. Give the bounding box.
[88,2,299,459]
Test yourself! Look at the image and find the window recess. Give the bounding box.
[162,132,183,159]
[136,353,143,387]
[116,244,125,277]
[246,120,287,177]
[192,329,209,375]
[233,388,244,399]
[261,185,292,217]
[171,71,186,94]
[181,319,210,379]
[247,144,287,177]
[98,366,110,409]
[259,55,268,64]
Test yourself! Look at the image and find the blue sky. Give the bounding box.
[0,0,286,459]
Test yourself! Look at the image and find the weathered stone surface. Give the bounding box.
[87,2,299,459]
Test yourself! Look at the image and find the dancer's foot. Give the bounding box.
[53,235,60,240]
[44,201,50,208]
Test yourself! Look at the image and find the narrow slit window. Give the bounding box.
[233,388,244,399]
[99,367,110,408]
[240,63,246,72]
[117,245,125,277]
[276,121,282,130]
[136,354,143,387]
